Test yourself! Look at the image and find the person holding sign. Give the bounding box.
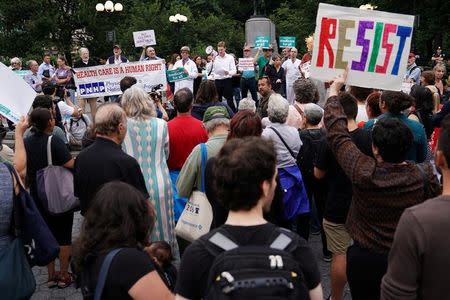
[140,46,161,61]
[172,46,198,94]
[282,47,302,104]
[253,44,274,78]
[106,44,129,65]
[240,44,258,103]
[74,47,98,120]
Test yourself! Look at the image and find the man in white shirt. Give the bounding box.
[24,60,43,93]
[282,47,302,104]
[209,41,237,112]
[172,46,198,93]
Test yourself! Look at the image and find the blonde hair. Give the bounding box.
[120,85,156,120]
[434,62,446,74]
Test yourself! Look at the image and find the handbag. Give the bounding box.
[175,143,213,242]
[5,163,60,267]
[269,127,310,219]
[0,165,36,299]
[36,135,79,215]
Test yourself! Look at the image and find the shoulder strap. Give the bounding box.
[209,232,239,251]
[47,135,53,166]
[293,103,305,119]
[200,143,207,192]
[269,127,297,159]
[94,248,123,300]
[409,65,418,76]
[270,232,293,250]
[4,163,22,237]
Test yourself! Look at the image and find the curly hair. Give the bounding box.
[72,182,155,273]
[195,80,218,104]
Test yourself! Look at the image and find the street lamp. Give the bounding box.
[96,1,123,12]
[169,14,188,49]
[359,4,378,10]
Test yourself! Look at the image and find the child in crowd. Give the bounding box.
[145,241,177,291]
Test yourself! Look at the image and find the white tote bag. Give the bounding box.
[175,143,213,242]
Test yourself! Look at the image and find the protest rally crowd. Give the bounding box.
[2,4,450,300]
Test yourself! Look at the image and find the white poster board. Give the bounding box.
[73,60,166,98]
[133,30,156,47]
[310,3,415,91]
[0,63,36,123]
[238,58,254,71]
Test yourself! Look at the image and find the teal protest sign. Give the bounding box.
[255,36,270,48]
[167,68,188,82]
[279,36,296,48]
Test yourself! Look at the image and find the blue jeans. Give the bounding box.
[240,77,258,106]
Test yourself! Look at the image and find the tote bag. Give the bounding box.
[5,163,59,267]
[36,135,79,215]
[175,143,213,242]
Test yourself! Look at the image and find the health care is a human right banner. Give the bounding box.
[311,3,415,91]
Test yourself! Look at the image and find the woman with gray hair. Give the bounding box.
[262,94,310,240]
[121,85,179,260]
[286,77,319,129]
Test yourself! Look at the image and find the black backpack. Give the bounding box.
[297,128,327,178]
[201,227,309,300]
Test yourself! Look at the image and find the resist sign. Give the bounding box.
[311,3,414,91]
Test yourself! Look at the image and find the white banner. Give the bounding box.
[133,30,156,47]
[311,3,414,91]
[0,63,36,123]
[73,60,167,98]
[238,58,255,71]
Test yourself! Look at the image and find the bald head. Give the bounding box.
[95,103,126,136]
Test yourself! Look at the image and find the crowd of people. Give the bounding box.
[1,37,450,300]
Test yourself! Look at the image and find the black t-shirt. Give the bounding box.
[315,128,372,224]
[175,223,321,299]
[82,248,155,300]
[24,132,72,199]
[74,137,149,215]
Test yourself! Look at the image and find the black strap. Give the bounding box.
[269,127,297,159]
[94,248,123,300]
[4,163,22,237]
[409,65,419,76]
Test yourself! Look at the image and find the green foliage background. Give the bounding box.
[0,0,447,66]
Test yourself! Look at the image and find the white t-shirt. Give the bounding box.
[57,101,75,119]
[356,103,368,123]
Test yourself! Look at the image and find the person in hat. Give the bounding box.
[404,53,421,85]
[431,46,445,66]
[253,44,274,79]
[176,106,230,200]
[171,46,198,93]
[106,44,129,65]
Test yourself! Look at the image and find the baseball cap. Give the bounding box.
[409,52,415,58]
[203,106,230,123]
[113,44,121,49]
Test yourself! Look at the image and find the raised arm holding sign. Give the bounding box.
[310,3,414,91]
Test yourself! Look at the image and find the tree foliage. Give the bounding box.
[0,0,447,66]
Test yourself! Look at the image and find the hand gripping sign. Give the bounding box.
[310,3,414,91]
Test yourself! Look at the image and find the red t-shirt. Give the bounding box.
[167,115,208,170]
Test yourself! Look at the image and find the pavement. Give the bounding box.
[30,212,351,299]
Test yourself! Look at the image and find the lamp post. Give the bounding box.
[96,1,123,12]
[169,14,188,49]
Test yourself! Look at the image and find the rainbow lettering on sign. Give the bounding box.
[316,17,412,75]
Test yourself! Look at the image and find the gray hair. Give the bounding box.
[10,57,22,65]
[204,118,230,133]
[27,60,38,68]
[238,98,256,113]
[293,78,317,104]
[95,103,126,135]
[267,93,289,124]
[79,47,89,55]
[120,85,156,120]
[303,103,324,126]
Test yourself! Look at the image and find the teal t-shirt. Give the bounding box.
[257,56,269,78]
